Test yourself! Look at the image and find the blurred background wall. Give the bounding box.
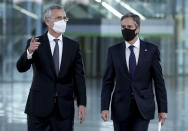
[0,0,188,131]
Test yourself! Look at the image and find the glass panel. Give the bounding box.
[0,0,188,131]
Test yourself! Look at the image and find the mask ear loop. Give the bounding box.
[135,28,138,36]
[135,24,139,36]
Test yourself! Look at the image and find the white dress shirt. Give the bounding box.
[27,32,63,69]
[125,38,140,71]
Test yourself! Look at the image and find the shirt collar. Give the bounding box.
[125,37,140,49]
[47,32,63,43]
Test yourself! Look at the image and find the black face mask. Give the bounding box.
[122,28,137,41]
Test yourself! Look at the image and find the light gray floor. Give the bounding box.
[0,76,187,131]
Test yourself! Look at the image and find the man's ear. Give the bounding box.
[45,19,49,26]
[136,26,140,34]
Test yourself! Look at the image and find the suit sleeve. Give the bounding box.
[16,39,33,72]
[101,48,115,111]
[73,43,86,107]
[151,46,168,113]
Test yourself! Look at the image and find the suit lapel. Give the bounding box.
[134,40,147,75]
[119,42,130,77]
[58,36,69,77]
[42,33,57,78]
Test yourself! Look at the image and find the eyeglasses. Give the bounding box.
[50,16,69,22]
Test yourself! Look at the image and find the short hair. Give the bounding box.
[121,13,141,27]
[43,5,65,20]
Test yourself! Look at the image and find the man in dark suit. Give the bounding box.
[17,5,86,131]
[101,13,167,131]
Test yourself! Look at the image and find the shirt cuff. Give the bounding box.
[27,49,33,59]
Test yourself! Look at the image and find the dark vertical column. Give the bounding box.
[6,0,14,82]
[1,0,7,82]
[26,0,32,38]
[35,1,42,36]
[171,0,179,130]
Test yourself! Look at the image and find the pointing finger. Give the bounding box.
[34,38,39,42]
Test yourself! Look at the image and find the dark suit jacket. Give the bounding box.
[17,32,86,119]
[101,40,167,121]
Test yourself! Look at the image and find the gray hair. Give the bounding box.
[121,13,141,27]
[43,5,65,20]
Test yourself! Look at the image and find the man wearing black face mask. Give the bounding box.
[101,13,168,131]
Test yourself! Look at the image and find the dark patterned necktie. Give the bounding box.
[53,39,59,76]
[129,45,136,77]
